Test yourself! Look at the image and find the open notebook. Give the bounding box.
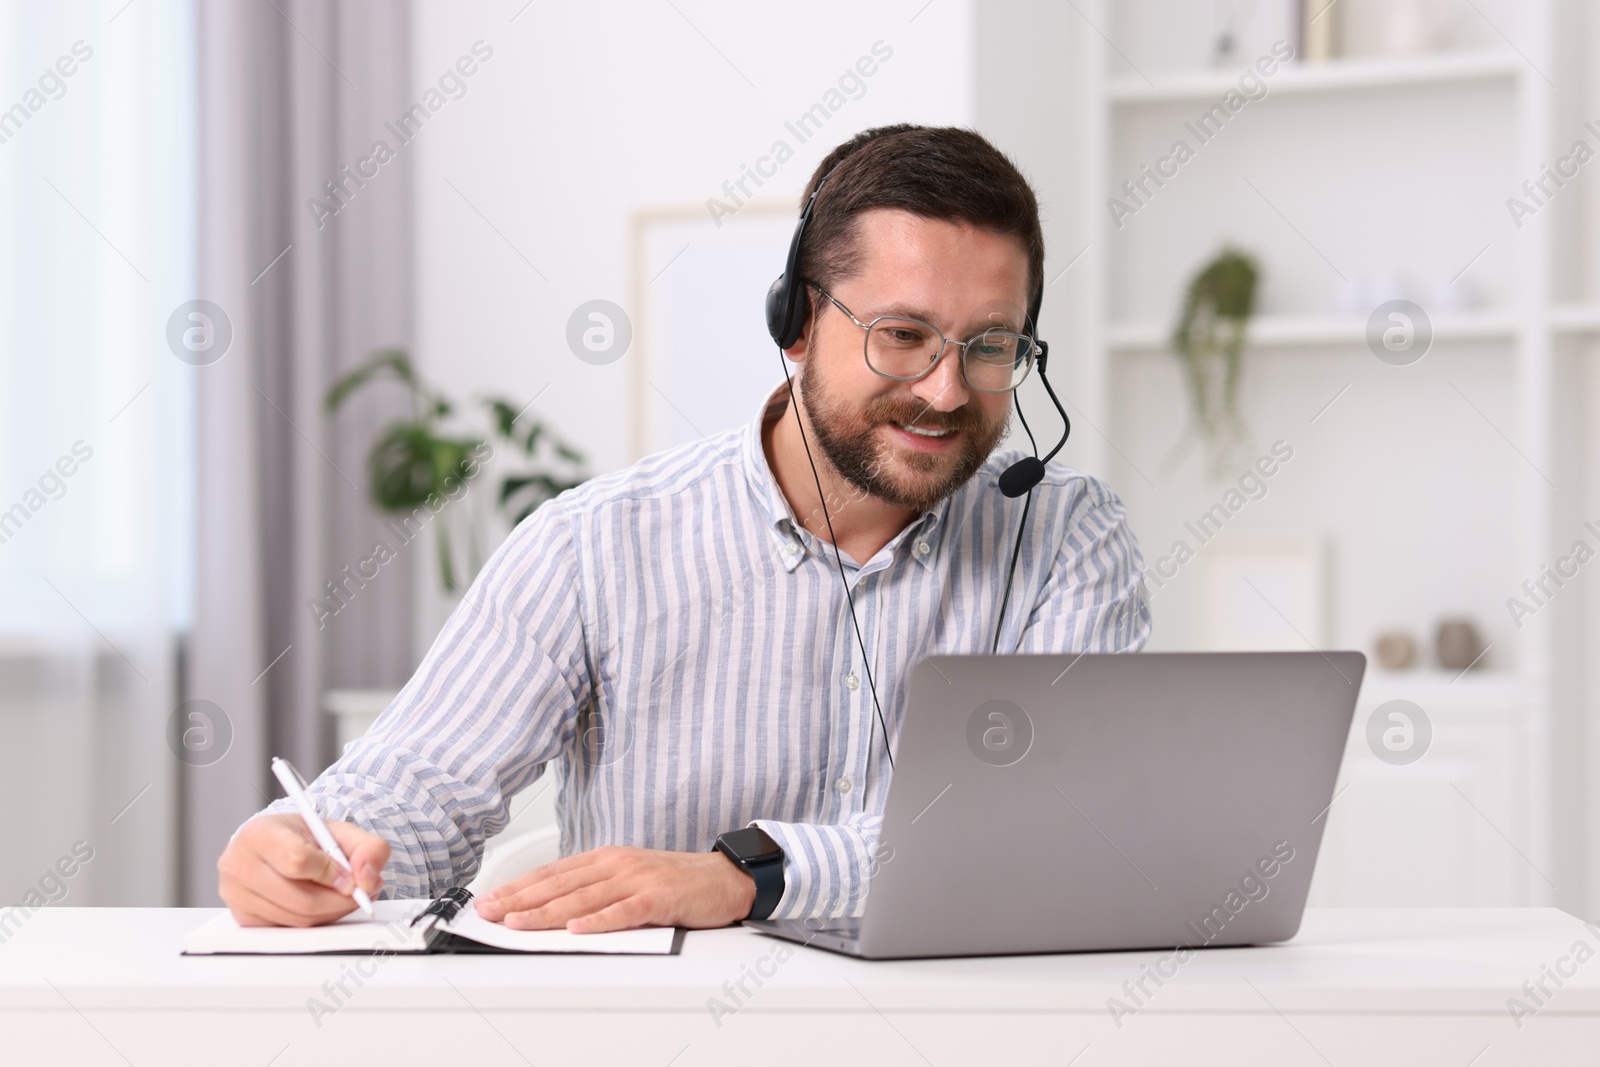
[182,887,683,955]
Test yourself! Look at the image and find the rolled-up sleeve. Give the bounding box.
[255,500,590,898]
[1016,479,1152,655]
[748,812,887,921]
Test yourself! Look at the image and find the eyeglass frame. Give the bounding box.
[809,284,1044,394]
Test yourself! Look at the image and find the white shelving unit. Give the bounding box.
[1109,307,1600,351]
[1106,305,1600,353]
[1107,47,1522,103]
[1107,312,1519,352]
[1055,1,1573,909]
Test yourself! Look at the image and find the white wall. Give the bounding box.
[410,0,976,830]
[408,3,1598,917]
[411,0,973,472]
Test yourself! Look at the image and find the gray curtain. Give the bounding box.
[186,0,416,905]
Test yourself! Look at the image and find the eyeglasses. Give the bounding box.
[812,285,1039,394]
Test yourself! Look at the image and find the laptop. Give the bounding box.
[747,650,1365,959]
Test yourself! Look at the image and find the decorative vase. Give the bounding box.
[1435,618,1485,671]
[1375,631,1417,670]
[1377,0,1445,56]
[1301,0,1337,63]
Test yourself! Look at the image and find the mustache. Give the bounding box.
[860,397,989,434]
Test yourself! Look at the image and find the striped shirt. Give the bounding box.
[262,385,1152,920]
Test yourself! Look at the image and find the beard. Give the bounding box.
[798,361,1009,514]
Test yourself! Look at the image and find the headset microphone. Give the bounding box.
[998,458,1044,498]
[998,368,1072,497]
[766,157,1071,771]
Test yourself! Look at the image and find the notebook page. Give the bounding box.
[441,906,678,954]
[182,900,433,955]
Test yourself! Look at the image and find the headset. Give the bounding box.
[765,157,1074,776]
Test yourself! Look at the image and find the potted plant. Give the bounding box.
[326,349,587,592]
[1171,246,1259,479]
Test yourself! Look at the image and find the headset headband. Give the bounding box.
[765,165,1045,353]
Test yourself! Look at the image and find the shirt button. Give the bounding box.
[844,672,859,690]
[783,542,799,556]
[837,776,852,794]
[915,541,930,556]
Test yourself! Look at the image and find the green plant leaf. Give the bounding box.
[325,349,419,412]
[498,475,539,506]
[437,521,457,594]
[1170,246,1259,478]
[329,352,593,593]
[482,398,522,442]
[367,423,483,512]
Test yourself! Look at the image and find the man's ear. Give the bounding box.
[783,288,816,364]
[784,331,810,364]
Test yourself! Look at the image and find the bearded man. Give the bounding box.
[217,124,1151,931]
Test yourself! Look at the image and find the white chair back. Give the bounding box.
[467,824,562,894]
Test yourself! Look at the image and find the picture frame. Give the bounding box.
[628,202,798,461]
[1193,533,1327,651]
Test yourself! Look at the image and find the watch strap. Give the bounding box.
[714,835,785,921]
[742,855,784,921]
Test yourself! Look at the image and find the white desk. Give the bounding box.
[1,907,1596,1065]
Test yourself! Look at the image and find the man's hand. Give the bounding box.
[217,814,389,927]
[474,845,757,933]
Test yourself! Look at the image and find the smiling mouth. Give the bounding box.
[895,422,955,439]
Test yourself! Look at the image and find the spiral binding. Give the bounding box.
[408,885,475,928]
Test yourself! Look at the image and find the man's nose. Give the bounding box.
[909,342,970,413]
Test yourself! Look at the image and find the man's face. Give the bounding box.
[794,208,1029,514]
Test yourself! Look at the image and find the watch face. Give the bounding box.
[719,827,782,863]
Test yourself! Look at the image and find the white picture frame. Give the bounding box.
[1193,533,1327,651]
[628,202,798,462]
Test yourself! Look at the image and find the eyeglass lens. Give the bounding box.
[864,317,1032,392]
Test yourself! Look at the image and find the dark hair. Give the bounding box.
[797,125,1045,326]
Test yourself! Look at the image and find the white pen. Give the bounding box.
[270,756,376,918]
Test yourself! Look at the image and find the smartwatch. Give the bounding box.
[712,827,786,921]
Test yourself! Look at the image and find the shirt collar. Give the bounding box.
[741,383,950,572]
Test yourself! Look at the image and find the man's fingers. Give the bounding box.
[566,897,650,934]
[327,821,389,895]
[227,878,355,928]
[481,852,599,902]
[260,823,348,890]
[218,815,387,927]
[227,882,316,928]
[477,849,607,909]
[505,881,629,930]
[480,865,609,919]
[249,864,362,921]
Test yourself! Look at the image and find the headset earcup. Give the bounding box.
[766,273,811,350]
[765,275,790,347]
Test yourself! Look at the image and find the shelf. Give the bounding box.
[1108,312,1516,353]
[1552,304,1600,334]
[1060,0,1565,912]
[1359,669,1524,712]
[1108,49,1522,105]
[0,634,48,662]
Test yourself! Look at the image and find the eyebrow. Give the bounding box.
[866,302,1025,335]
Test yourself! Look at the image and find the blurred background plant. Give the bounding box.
[1171,246,1259,479]
[326,349,587,592]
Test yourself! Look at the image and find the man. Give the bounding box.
[218,124,1151,931]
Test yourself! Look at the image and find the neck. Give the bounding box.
[763,384,918,565]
